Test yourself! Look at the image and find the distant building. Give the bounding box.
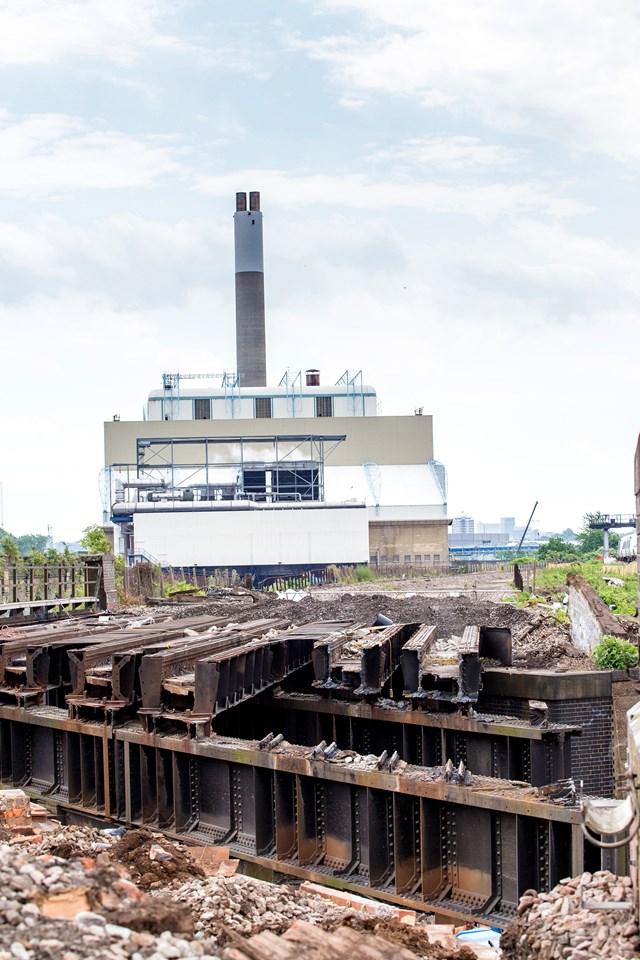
[451,516,474,541]
[102,193,449,577]
[500,517,516,537]
[448,513,541,559]
[104,371,449,574]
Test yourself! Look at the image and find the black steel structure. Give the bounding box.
[0,614,617,928]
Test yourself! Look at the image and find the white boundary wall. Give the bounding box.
[133,504,369,568]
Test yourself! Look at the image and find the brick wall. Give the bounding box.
[479,691,614,797]
[368,519,449,565]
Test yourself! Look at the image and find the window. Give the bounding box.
[434,554,441,562]
[369,556,377,566]
[424,554,431,562]
[315,395,333,417]
[392,555,399,563]
[414,555,422,563]
[194,399,211,420]
[380,555,387,563]
[404,555,411,564]
[255,397,272,419]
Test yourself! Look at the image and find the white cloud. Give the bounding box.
[296,0,640,164]
[0,1,273,78]
[196,168,589,221]
[0,213,232,296]
[0,111,184,197]
[454,219,640,306]
[0,0,185,66]
[367,136,523,172]
[1,286,235,537]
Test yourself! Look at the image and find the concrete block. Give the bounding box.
[567,573,628,653]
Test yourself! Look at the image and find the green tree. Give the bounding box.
[25,549,47,566]
[0,534,20,562]
[15,533,49,555]
[537,537,580,562]
[81,525,111,554]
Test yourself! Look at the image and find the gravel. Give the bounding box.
[158,874,378,945]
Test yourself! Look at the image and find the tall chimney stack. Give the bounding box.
[234,190,266,387]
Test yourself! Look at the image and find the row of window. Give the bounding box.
[194,397,334,420]
[370,555,441,564]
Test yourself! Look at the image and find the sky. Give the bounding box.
[1,0,639,542]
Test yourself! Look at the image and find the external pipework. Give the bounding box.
[234,190,266,387]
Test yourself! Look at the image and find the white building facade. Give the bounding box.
[104,370,449,576]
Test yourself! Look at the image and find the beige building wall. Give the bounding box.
[104,414,447,565]
[104,415,434,468]
[369,520,449,564]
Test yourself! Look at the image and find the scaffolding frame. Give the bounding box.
[278,370,303,417]
[336,370,365,416]
[109,434,346,514]
[161,371,239,421]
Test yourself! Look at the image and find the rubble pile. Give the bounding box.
[160,874,375,943]
[0,839,206,960]
[0,816,499,960]
[36,824,120,860]
[500,870,639,960]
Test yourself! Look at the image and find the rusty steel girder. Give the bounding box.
[400,625,511,704]
[312,622,421,696]
[218,690,579,788]
[65,616,235,720]
[0,614,617,929]
[0,702,591,928]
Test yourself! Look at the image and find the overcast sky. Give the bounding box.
[1,0,639,541]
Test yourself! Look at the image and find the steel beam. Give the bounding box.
[0,702,593,928]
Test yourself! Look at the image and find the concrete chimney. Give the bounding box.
[234,190,266,387]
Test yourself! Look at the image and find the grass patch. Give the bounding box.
[533,561,637,615]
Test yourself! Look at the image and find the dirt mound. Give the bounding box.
[142,591,590,671]
[109,828,204,889]
[332,915,478,958]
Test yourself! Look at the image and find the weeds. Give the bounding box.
[593,635,639,670]
[534,561,637,615]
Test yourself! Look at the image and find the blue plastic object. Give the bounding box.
[456,927,502,946]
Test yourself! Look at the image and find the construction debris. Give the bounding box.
[0,818,498,959]
[500,870,639,959]
[138,593,591,672]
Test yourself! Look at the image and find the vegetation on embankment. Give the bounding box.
[533,561,637,616]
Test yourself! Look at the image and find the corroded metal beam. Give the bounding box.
[0,702,588,928]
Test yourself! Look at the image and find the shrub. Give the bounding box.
[163,580,200,598]
[356,565,373,582]
[593,635,639,670]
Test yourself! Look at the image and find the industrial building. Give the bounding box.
[103,192,449,575]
